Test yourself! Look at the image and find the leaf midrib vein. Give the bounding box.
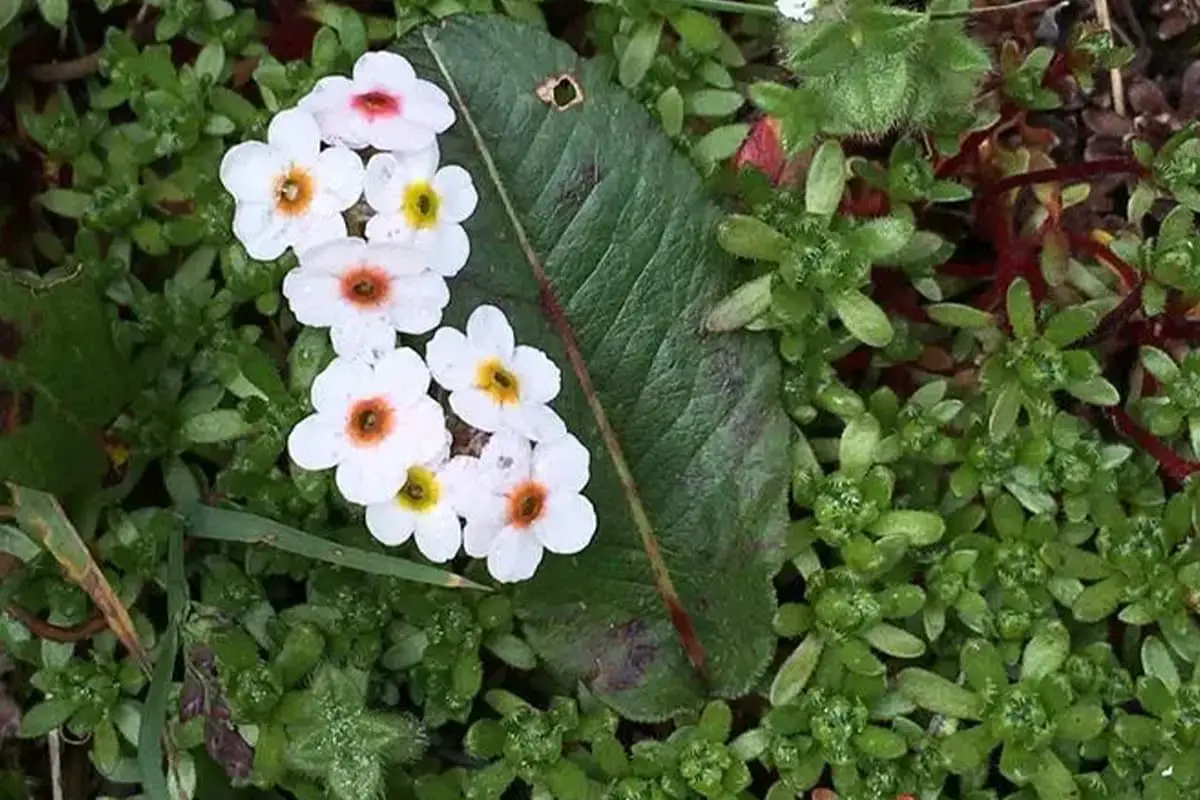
[422,27,707,678]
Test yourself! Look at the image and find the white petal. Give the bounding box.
[330,318,395,361]
[403,141,441,176]
[311,357,373,415]
[291,213,347,256]
[233,204,291,261]
[299,75,354,116]
[432,166,478,223]
[288,415,346,471]
[365,500,416,546]
[425,327,474,391]
[505,403,568,443]
[414,507,462,563]
[364,213,415,244]
[219,141,283,203]
[512,345,561,404]
[478,430,533,489]
[365,241,427,276]
[364,152,399,211]
[336,451,407,505]
[486,529,543,583]
[371,116,438,153]
[440,456,480,517]
[450,388,504,433]
[424,224,470,277]
[267,108,322,160]
[463,513,504,559]
[466,306,515,359]
[353,51,416,92]
[389,303,444,336]
[371,346,430,406]
[311,147,365,213]
[389,397,450,466]
[406,79,456,134]
[532,435,590,494]
[534,493,596,555]
[282,270,346,327]
[299,236,367,275]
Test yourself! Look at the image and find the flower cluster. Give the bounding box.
[219,51,595,582]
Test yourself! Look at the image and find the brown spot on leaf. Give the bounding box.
[0,390,33,433]
[0,319,21,360]
[587,619,658,694]
[535,73,583,111]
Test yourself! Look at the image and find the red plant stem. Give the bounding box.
[1067,233,1139,290]
[1105,406,1200,486]
[939,261,997,278]
[1079,281,1144,347]
[1127,317,1200,346]
[988,158,1147,197]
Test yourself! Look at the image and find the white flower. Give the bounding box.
[363,141,478,277]
[287,348,446,505]
[776,0,815,22]
[426,305,566,442]
[219,108,364,261]
[282,237,450,361]
[457,431,596,583]
[364,433,470,563]
[298,51,454,152]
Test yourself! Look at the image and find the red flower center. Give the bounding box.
[339,265,391,309]
[352,90,401,120]
[506,481,548,529]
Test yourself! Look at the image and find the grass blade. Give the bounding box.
[184,505,488,591]
[137,527,184,800]
[8,483,151,674]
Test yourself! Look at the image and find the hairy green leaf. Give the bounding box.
[898,668,982,719]
[402,17,788,720]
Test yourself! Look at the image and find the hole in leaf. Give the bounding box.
[535,73,583,111]
[0,318,20,360]
[0,390,34,434]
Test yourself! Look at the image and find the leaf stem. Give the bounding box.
[667,0,777,16]
[988,158,1147,196]
[1104,406,1199,486]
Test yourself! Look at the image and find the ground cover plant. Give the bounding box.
[1,0,1200,798]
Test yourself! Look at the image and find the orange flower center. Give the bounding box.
[345,396,394,446]
[339,265,391,309]
[506,480,547,529]
[274,167,314,216]
[352,90,401,119]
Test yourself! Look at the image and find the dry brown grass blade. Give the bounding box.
[8,483,151,675]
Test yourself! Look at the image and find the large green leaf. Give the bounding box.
[401,16,789,720]
[0,268,133,493]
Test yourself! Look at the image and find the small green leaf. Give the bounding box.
[36,0,67,28]
[38,189,91,219]
[897,668,982,719]
[1006,278,1037,339]
[928,180,973,203]
[716,215,789,262]
[939,725,994,773]
[1066,377,1120,406]
[194,41,226,83]
[19,698,77,738]
[1055,704,1107,742]
[853,726,907,760]
[863,623,925,658]
[832,290,894,348]
[705,275,772,332]
[769,632,824,707]
[1032,752,1080,800]
[1020,621,1069,681]
[656,86,684,138]
[1072,576,1124,622]
[1141,636,1181,692]
[868,510,945,546]
[851,216,915,262]
[989,383,1021,439]
[1044,307,1096,347]
[806,140,846,217]
[181,409,254,444]
[1141,346,1180,383]
[693,124,750,162]
[839,414,880,477]
[961,638,1006,694]
[484,634,537,671]
[926,302,995,329]
[618,19,662,88]
[685,89,743,118]
[667,9,723,54]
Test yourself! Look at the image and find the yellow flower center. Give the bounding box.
[402,181,440,229]
[274,166,314,216]
[475,358,520,405]
[395,466,440,513]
